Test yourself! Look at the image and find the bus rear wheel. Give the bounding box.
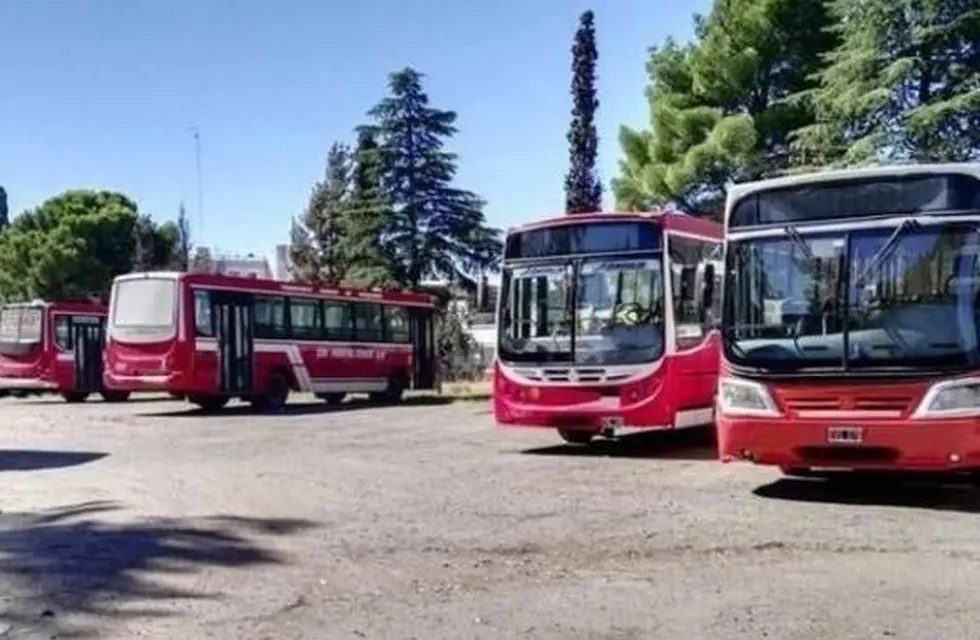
[369,376,405,404]
[558,429,595,445]
[252,372,290,412]
[316,392,346,406]
[61,391,89,403]
[100,390,131,403]
[188,395,229,412]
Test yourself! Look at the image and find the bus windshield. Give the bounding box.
[725,222,980,371]
[0,306,43,346]
[111,278,177,342]
[498,257,664,365]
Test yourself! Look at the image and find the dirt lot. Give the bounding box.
[1,395,980,639]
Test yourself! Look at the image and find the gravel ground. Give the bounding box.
[0,394,979,639]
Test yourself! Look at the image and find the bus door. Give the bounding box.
[409,308,437,390]
[71,315,104,393]
[213,293,254,394]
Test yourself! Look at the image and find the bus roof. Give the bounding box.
[727,163,980,210]
[506,210,723,240]
[1,299,106,313]
[116,271,438,306]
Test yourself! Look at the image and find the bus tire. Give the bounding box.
[100,390,131,403]
[61,391,89,403]
[254,372,290,412]
[189,395,229,412]
[558,429,594,445]
[370,376,405,404]
[316,392,345,405]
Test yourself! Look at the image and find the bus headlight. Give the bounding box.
[718,377,780,417]
[912,378,980,418]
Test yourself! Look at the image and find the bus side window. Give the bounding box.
[194,290,213,337]
[353,303,384,342]
[384,306,411,343]
[324,302,353,341]
[289,298,321,340]
[54,315,72,350]
[255,296,287,339]
[669,235,708,349]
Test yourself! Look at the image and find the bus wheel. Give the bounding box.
[100,390,131,403]
[370,376,405,404]
[558,429,594,445]
[316,392,346,406]
[254,372,290,412]
[61,391,89,403]
[189,395,229,412]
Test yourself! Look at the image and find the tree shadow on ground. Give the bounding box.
[0,450,106,472]
[520,427,717,461]
[0,501,315,637]
[754,474,980,514]
[137,394,455,419]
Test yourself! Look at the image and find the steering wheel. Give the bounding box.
[612,302,651,327]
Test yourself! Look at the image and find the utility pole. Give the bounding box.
[189,126,204,240]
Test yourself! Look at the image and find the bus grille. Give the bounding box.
[779,391,913,417]
[511,367,631,384]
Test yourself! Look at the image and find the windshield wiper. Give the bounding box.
[784,225,815,262]
[854,217,920,286]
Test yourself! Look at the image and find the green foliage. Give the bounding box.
[438,303,478,381]
[565,10,602,214]
[614,0,835,217]
[794,0,980,165]
[289,143,353,283]
[342,127,398,286]
[367,67,501,287]
[0,190,173,301]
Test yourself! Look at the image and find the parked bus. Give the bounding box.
[103,272,439,411]
[493,211,724,444]
[717,163,980,473]
[0,299,129,402]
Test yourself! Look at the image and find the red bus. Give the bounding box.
[103,272,439,411]
[493,211,724,444]
[0,300,130,402]
[718,164,980,473]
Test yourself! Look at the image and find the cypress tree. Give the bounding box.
[0,186,8,229]
[565,10,602,214]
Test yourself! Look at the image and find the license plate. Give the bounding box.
[827,426,863,445]
[601,416,624,430]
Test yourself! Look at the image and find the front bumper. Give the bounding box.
[0,377,57,390]
[718,415,980,470]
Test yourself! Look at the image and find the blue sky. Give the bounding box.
[0,0,707,256]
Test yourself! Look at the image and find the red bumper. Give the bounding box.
[103,370,178,392]
[718,415,980,470]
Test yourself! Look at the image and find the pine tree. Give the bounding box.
[793,0,980,165]
[289,143,352,283]
[368,68,500,287]
[613,0,835,217]
[342,127,397,286]
[565,10,602,214]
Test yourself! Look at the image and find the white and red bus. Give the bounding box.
[717,164,980,473]
[0,299,130,402]
[493,211,723,444]
[103,272,439,411]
